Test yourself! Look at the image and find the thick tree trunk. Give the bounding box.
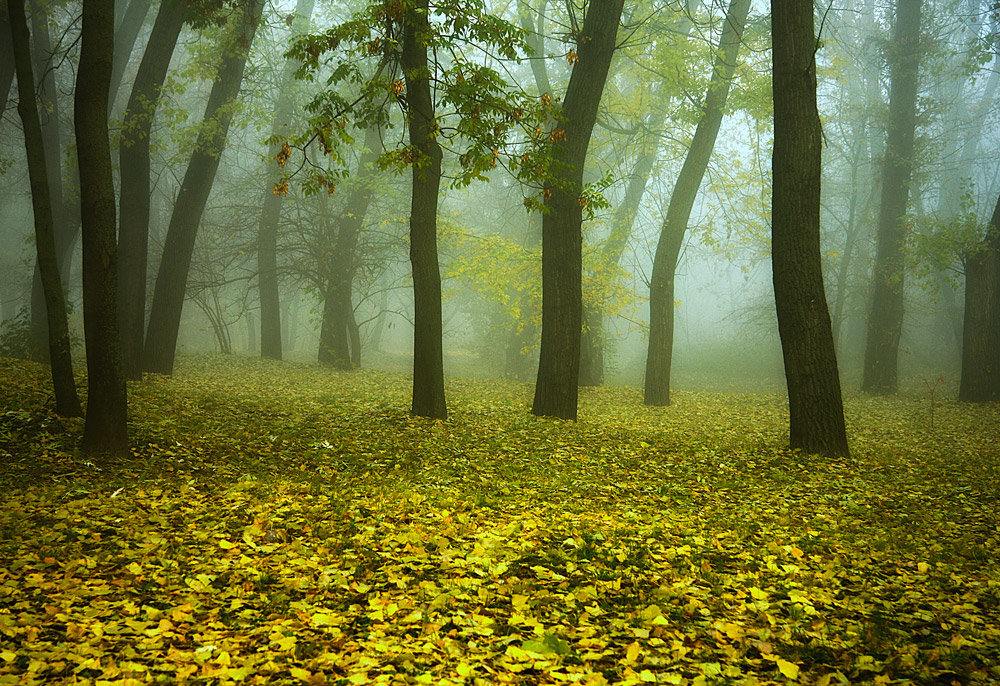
[402,0,447,420]
[10,0,82,417]
[770,0,849,457]
[959,192,1000,402]
[118,0,186,380]
[143,0,265,375]
[77,0,128,458]
[531,0,624,420]
[258,0,315,361]
[643,0,750,406]
[108,0,151,109]
[862,0,922,394]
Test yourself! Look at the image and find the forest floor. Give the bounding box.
[1,354,998,686]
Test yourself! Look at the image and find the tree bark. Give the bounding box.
[959,191,1000,402]
[531,0,624,419]
[402,0,447,420]
[10,0,82,418]
[258,0,315,361]
[862,0,922,394]
[118,0,187,380]
[77,0,128,457]
[770,0,849,457]
[143,0,265,375]
[643,0,750,406]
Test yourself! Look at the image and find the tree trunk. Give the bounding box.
[579,104,668,387]
[27,2,72,361]
[108,0,151,109]
[328,127,381,369]
[258,0,315,361]
[531,0,624,420]
[862,0,922,394]
[143,0,265,375]
[643,0,750,406]
[10,0,82,418]
[959,191,1000,402]
[77,0,128,458]
[402,0,447,420]
[118,0,186,380]
[770,0,849,457]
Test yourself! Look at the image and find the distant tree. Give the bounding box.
[531,0,625,420]
[9,0,82,418]
[862,0,922,394]
[108,0,151,109]
[257,0,316,362]
[143,0,266,375]
[76,0,128,457]
[118,0,188,380]
[318,126,381,369]
[642,0,750,406]
[959,191,1000,401]
[770,0,849,457]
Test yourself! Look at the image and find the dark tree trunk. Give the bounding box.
[10,0,82,417]
[108,0,151,109]
[402,0,447,419]
[862,0,922,394]
[143,0,265,375]
[118,0,186,380]
[258,0,315,361]
[77,0,128,458]
[770,0,849,457]
[643,0,750,406]
[27,3,72,361]
[531,0,624,420]
[0,5,14,115]
[959,192,1000,402]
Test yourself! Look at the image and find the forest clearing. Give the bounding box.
[1,355,998,685]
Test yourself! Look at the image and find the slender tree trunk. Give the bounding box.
[325,127,380,369]
[77,0,128,457]
[108,0,151,109]
[643,0,750,406]
[770,0,849,457]
[10,0,82,417]
[579,105,668,387]
[959,191,1000,401]
[402,0,447,419]
[862,0,922,394]
[27,2,71,361]
[258,0,315,360]
[118,0,186,380]
[143,0,265,375]
[532,0,624,419]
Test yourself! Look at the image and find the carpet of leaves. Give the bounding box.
[1,355,998,685]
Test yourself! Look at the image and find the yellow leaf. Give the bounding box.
[456,662,473,677]
[219,539,238,550]
[126,562,142,575]
[723,622,743,640]
[290,667,312,681]
[640,670,656,683]
[815,675,832,686]
[917,562,930,573]
[215,651,231,666]
[776,658,799,680]
[750,587,768,600]
[0,651,15,663]
[626,641,641,663]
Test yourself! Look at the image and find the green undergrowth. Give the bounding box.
[1,354,998,685]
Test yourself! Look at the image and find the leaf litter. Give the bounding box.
[1,355,998,685]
